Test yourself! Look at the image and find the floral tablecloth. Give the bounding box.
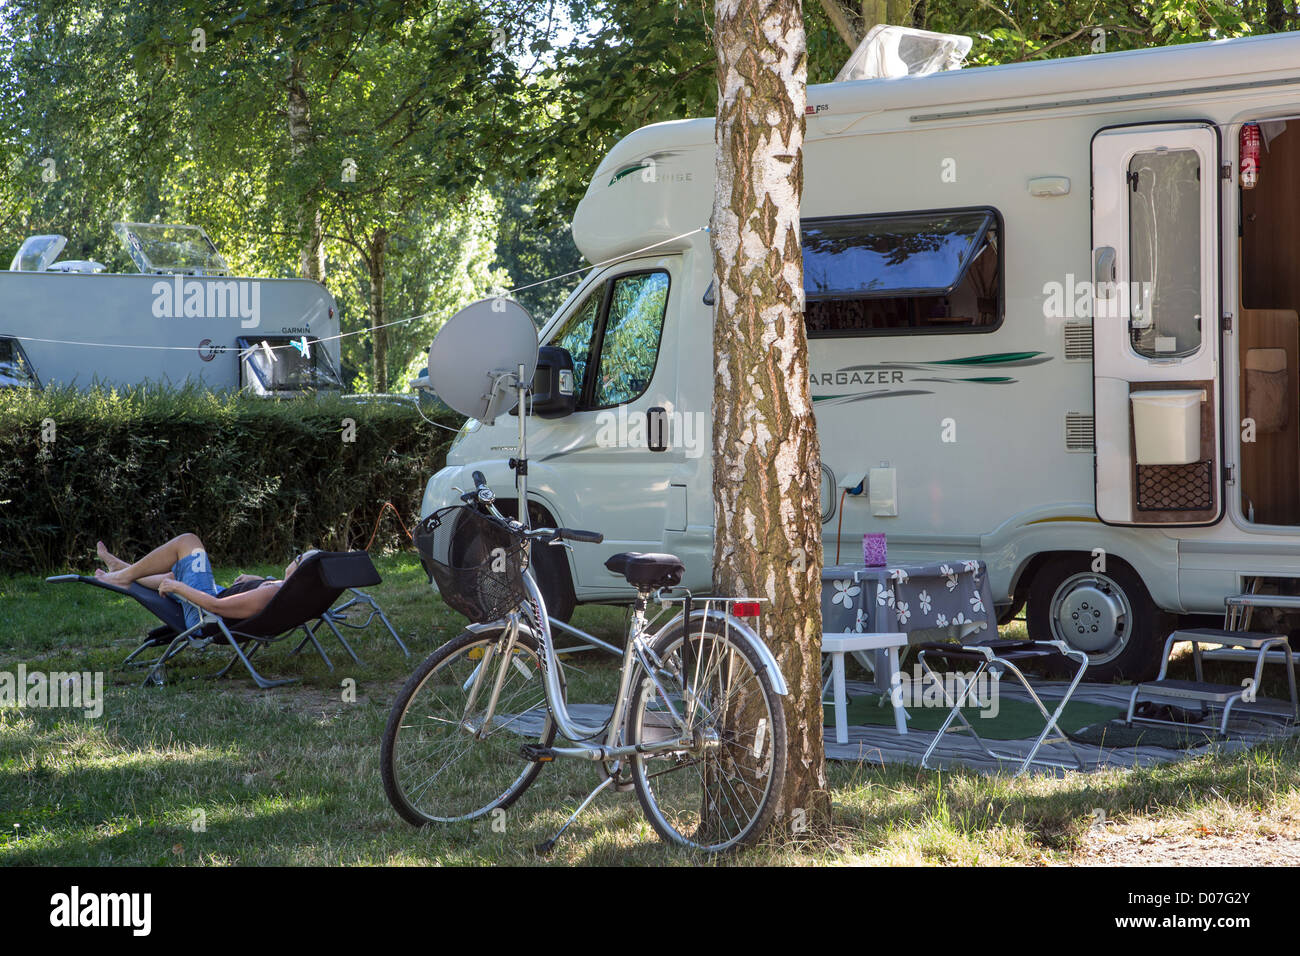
[822,560,997,644]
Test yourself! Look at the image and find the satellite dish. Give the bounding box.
[428,297,538,425]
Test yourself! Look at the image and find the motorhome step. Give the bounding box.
[1200,647,1296,665]
[1225,594,1300,611]
[1133,679,1245,704]
[1170,627,1288,650]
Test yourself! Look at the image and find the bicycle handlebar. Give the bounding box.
[462,473,603,545]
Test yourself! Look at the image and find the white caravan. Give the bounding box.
[422,29,1300,679]
[0,222,343,396]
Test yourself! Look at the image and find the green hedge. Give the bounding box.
[0,387,463,575]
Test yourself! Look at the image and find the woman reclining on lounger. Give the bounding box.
[95,534,319,630]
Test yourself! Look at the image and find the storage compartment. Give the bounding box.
[1131,389,1204,465]
[1245,347,1289,433]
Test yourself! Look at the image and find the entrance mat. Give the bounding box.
[825,693,1123,741]
[1068,719,1217,750]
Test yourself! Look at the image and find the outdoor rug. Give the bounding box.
[823,678,1300,775]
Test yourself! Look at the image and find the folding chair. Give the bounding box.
[917,638,1090,776]
[48,551,398,688]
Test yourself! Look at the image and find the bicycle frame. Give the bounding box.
[466,570,703,761]
[462,368,783,764]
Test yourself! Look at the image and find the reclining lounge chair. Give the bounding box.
[48,550,406,689]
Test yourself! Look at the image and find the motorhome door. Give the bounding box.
[1091,123,1222,526]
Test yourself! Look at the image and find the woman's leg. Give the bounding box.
[95,533,206,587]
[96,541,130,572]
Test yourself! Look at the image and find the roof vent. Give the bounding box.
[835,25,972,82]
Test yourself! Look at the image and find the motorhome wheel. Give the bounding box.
[1027,556,1167,681]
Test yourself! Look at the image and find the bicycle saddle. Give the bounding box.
[604,552,685,589]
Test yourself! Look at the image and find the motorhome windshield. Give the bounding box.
[112,222,229,276]
[0,337,39,388]
[9,235,68,272]
[238,335,343,395]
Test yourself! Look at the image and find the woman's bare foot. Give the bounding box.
[96,541,129,572]
[94,567,131,587]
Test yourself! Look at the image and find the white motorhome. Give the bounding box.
[422,28,1300,679]
[0,222,343,396]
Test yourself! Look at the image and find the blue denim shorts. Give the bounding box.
[171,551,219,630]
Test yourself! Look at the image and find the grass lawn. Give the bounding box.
[4,551,1300,865]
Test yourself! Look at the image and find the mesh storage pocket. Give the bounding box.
[1136,461,1214,512]
[415,506,527,624]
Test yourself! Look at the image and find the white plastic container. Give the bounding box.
[1131,389,1204,465]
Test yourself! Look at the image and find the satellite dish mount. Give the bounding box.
[426,296,540,529]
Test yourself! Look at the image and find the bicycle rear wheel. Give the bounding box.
[628,617,786,852]
[381,625,554,826]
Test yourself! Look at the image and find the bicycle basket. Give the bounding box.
[415,505,528,624]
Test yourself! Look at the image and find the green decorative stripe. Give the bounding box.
[924,352,1045,366]
[609,163,650,185]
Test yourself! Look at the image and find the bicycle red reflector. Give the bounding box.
[731,602,761,618]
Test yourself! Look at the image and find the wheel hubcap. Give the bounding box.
[1050,573,1132,663]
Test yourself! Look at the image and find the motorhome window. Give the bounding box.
[1127,149,1202,358]
[0,337,38,388]
[590,271,669,407]
[551,281,606,399]
[237,336,342,394]
[803,210,1001,336]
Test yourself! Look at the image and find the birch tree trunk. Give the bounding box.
[711,0,829,835]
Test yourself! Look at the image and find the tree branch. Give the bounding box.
[815,0,859,51]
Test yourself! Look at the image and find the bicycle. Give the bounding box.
[380,470,789,853]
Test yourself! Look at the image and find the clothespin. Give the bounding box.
[261,340,276,364]
[292,336,310,358]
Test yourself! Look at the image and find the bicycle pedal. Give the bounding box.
[520,744,556,763]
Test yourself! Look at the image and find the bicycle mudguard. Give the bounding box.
[656,609,789,696]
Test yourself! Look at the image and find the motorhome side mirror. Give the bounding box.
[530,345,578,418]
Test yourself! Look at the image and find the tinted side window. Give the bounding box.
[552,282,605,398]
[591,271,669,407]
[803,209,1001,337]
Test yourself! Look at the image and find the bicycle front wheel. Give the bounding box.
[381,625,554,826]
[628,617,787,852]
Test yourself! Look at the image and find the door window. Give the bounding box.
[1127,148,1203,358]
[590,272,669,407]
[546,269,670,409]
[551,281,605,399]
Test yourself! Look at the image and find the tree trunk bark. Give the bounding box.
[368,228,389,392]
[711,0,829,837]
[287,56,325,282]
[861,0,888,36]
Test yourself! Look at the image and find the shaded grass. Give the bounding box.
[4,556,1300,865]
